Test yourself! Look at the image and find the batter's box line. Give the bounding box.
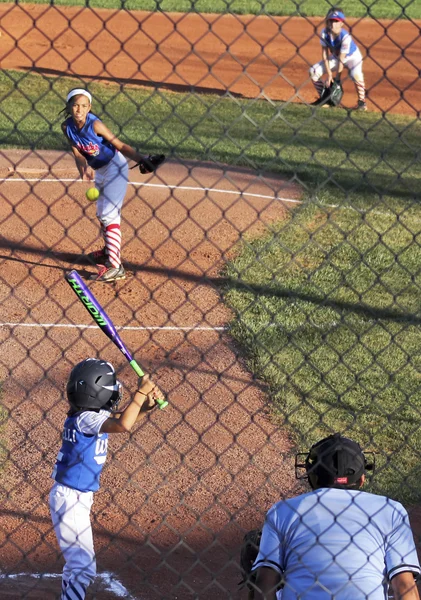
[0,571,141,599]
[0,322,226,331]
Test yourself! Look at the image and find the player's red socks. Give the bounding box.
[104,224,121,268]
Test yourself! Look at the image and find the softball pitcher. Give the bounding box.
[50,359,161,600]
[62,89,156,282]
[309,8,367,110]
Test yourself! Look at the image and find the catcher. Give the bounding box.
[309,7,367,111]
[61,88,165,282]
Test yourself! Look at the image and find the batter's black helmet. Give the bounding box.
[302,433,371,490]
[67,358,122,411]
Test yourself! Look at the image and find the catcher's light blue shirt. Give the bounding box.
[252,488,420,599]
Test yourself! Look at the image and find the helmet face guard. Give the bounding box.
[104,380,122,411]
[295,434,375,490]
[67,358,123,411]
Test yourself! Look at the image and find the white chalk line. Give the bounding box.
[0,570,141,599]
[0,176,302,204]
[0,321,226,332]
[3,177,414,219]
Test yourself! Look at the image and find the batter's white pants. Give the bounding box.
[50,482,96,600]
[309,49,364,83]
[95,150,129,227]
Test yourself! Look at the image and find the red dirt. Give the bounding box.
[0,149,301,598]
[0,5,420,114]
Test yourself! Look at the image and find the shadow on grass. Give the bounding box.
[1,237,421,326]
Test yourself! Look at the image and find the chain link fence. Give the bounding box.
[0,1,420,598]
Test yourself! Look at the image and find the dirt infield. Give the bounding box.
[0,4,420,114]
[0,149,302,598]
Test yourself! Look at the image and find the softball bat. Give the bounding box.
[65,270,168,409]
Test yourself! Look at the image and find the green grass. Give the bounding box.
[223,203,421,502]
[0,69,420,213]
[1,68,421,500]
[1,0,419,19]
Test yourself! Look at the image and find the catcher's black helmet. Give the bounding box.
[67,358,122,411]
[303,433,371,490]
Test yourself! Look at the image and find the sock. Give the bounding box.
[61,579,87,600]
[104,224,121,268]
[355,80,366,103]
[312,80,325,97]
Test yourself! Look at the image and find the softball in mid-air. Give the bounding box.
[86,187,100,202]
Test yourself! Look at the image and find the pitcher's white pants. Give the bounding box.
[50,482,96,600]
[95,150,129,227]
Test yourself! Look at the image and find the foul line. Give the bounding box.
[0,321,226,331]
[0,177,302,204]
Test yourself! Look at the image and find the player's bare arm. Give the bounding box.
[100,376,161,433]
[70,145,94,181]
[62,123,93,181]
[322,47,332,85]
[93,119,146,165]
[254,567,281,600]
[391,572,420,600]
[337,51,346,77]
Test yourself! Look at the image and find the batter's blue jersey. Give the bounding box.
[52,409,110,492]
[253,488,420,599]
[320,28,358,57]
[65,113,116,169]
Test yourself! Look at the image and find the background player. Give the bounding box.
[50,358,162,600]
[309,8,367,111]
[62,88,153,282]
[251,433,420,599]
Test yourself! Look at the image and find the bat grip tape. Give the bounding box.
[129,360,168,410]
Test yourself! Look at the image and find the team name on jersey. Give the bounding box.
[77,141,100,157]
[63,427,77,443]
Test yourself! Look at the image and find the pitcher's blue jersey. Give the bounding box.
[65,113,116,169]
[253,488,420,600]
[321,28,357,57]
[52,409,110,492]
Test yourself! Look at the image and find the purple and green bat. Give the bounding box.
[65,270,168,409]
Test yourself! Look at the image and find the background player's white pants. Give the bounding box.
[310,49,364,82]
[50,482,96,600]
[95,150,129,227]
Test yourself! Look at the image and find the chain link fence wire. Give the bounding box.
[0,0,420,598]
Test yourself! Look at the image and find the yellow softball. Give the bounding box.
[86,187,100,202]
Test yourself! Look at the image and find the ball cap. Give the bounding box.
[327,10,345,21]
[306,433,366,487]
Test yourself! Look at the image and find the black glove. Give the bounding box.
[334,73,342,83]
[133,154,166,175]
[328,80,344,106]
[238,529,262,592]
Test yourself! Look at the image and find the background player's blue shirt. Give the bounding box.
[252,488,420,600]
[52,409,110,492]
[65,113,116,169]
[320,28,358,57]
